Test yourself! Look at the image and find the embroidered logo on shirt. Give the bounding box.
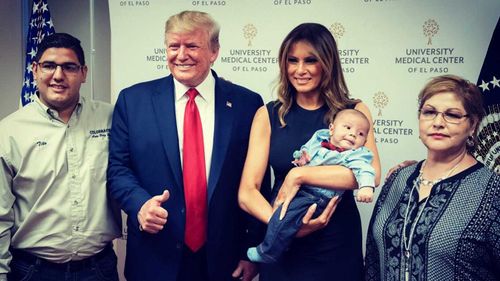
[35,140,47,147]
[89,128,110,139]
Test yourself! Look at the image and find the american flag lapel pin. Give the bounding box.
[226,101,232,108]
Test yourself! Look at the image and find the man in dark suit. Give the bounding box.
[107,10,265,281]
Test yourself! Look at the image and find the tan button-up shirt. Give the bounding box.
[0,96,121,280]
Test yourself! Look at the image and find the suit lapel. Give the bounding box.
[208,78,233,204]
[151,76,183,190]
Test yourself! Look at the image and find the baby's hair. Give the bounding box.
[332,109,370,128]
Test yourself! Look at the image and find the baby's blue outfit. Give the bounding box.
[293,128,375,195]
[248,129,375,263]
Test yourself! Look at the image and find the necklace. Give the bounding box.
[401,154,465,281]
[417,152,465,187]
[401,181,429,281]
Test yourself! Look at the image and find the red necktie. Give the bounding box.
[183,88,207,252]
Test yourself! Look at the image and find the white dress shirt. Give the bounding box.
[174,73,216,180]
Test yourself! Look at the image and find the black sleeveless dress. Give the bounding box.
[260,101,363,281]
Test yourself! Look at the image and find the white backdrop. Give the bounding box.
[108,0,500,279]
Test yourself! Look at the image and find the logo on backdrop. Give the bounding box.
[373,91,389,116]
[118,1,150,7]
[146,48,167,71]
[394,19,465,74]
[191,0,227,6]
[423,19,439,45]
[243,24,257,46]
[273,0,312,5]
[219,24,278,72]
[372,91,415,144]
[329,23,345,40]
[332,22,371,74]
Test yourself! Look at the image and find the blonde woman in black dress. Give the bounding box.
[239,23,381,281]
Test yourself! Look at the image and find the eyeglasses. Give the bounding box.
[419,108,469,124]
[36,61,83,75]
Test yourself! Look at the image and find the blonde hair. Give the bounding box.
[164,10,220,52]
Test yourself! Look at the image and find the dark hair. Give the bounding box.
[276,23,358,127]
[418,74,485,150]
[34,33,85,65]
[333,109,370,129]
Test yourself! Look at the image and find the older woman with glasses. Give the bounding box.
[364,74,500,281]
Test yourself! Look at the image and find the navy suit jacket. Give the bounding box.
[107,71,266,281]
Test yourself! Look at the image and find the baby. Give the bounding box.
[247,109,375,263]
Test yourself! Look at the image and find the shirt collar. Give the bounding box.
[34,95,84,120]
[320,140,346,152]
[174,71,215,104]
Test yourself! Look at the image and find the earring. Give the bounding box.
[466,135,475,147]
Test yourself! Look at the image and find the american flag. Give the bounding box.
[21,0,55,106]
[474,17,500,173]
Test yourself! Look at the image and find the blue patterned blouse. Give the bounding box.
[365,161,500,281]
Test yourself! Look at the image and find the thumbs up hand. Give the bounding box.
[152,190,170,205]
[138,190,170,234]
